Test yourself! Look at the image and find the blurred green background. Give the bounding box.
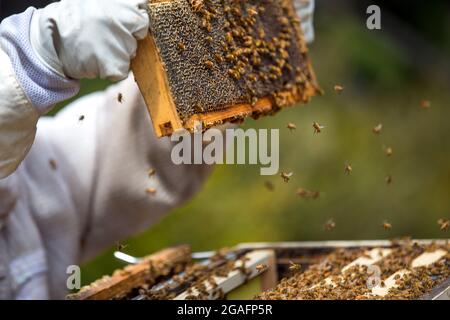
[55,1,450,285]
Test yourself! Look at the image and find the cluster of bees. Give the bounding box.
[256,241,449,300]
[184,0,310,112]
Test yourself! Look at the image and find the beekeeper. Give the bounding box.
[0,0,315,299]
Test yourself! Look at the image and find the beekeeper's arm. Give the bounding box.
[0,0,149,178]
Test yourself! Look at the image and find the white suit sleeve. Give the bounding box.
[0,48,40,179]
[35,77,214,262]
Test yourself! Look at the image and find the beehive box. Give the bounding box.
[131,0,320,137]
[68,240,450,300]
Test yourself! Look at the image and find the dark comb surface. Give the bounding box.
[149,0,317,121]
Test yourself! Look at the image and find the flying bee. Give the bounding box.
[420,100,431,109]
[334,84,344,93]
[382,220,392,230]
[287,123,296,131]
[385,175,393,185]
[288,261,301,271]
[296,188,320,199]
[117,93,123,103]
[373,123,383,134]
[256,264,267,273]
[280,171,293,183]
[264,181,275,191]
[344,164,353,175]
[78,115,85,121]
[312,122,324,134]
[115,241,128,252]
[325,219,336,231]
[146,188,157,195]
[49,159,57,170]
[148,168,156,177]
[438,218,449,231]
[384,146,393,157]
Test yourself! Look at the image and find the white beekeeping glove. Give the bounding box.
[294,0,315,43]
[30,0,150,81]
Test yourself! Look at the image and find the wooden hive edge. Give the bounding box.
[66,245,191,300]
[131,0,321,138]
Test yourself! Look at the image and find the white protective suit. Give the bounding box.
[0,0,315,299]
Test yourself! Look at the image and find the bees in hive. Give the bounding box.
[280,171,293,183]
[334,85,344,93]
[382,221,392,230]
[188,0,204,13]
[287,123,296,131]
[204,60,214,69]
[177,42,186,52]
[117,93,123,103]
[438,218,449,231]
[256,264,268,273]
[313,122,324,134]
[373,123,383,135]
[325,219,336,231]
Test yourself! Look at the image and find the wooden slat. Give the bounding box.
[66,245,191,300]
[174,250,276,300]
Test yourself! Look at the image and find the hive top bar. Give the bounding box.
[132,0,320,137]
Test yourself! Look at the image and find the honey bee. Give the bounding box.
[325,219,336,231]
[264,181,275,191]
[49,159,57,170]
[296,188,320,199]
[188,0,204,13]
[438,218,449,231]
[382,221,392,230]
[146,188,157,195]
[115,241,128,252]
[287,123,296,131]
[256,264,267,273]
[334,85,344,93]
[247,7,258,16]
[373,123,383,134]
[385,175,393,185]
[204,60,214,69]
[280,171,293,183]
[288,261,301,271]
[148,168,156,177]
[117,93,123,103]
[420,100,431,109]
[312,122,324,134]
[78,115,85,121]
[344,164,353,175]
[205,36,213,43]
[177,42,186,52]
[384,146,393,157]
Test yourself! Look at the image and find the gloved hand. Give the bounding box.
[294,0,315,43]
[30,0,150,81]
